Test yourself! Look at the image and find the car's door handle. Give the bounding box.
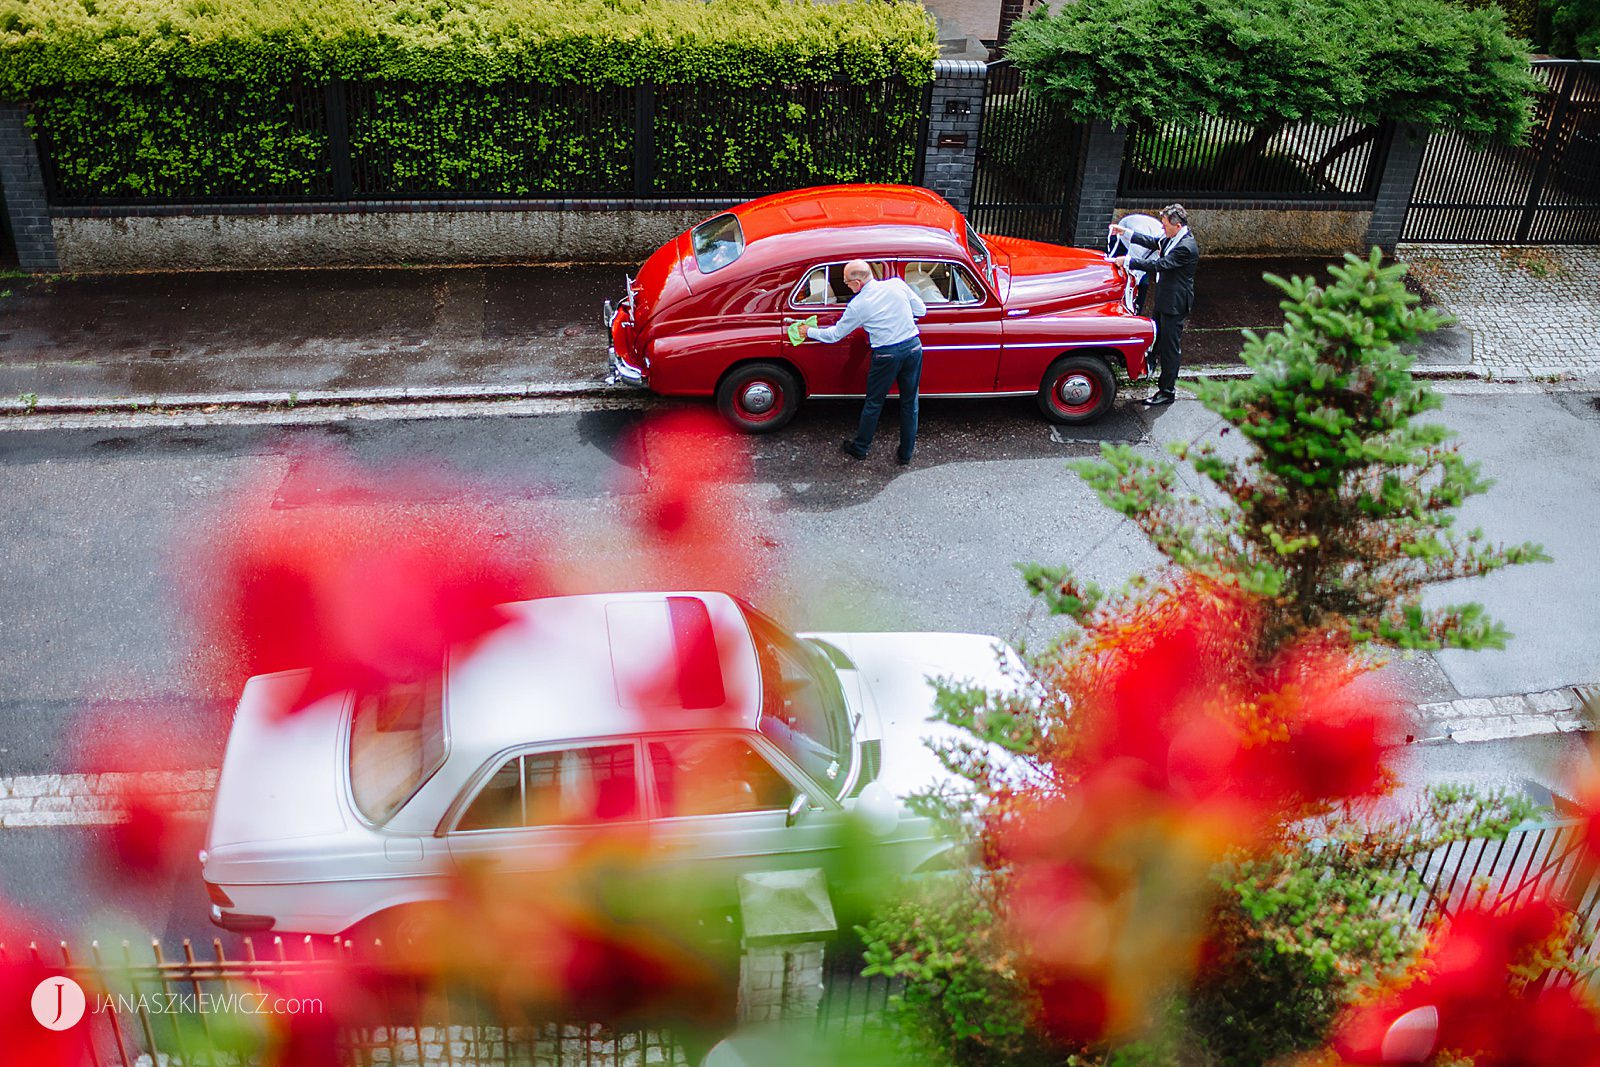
[1006,309,1030,317]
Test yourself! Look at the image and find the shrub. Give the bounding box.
[1004,0,1541,144]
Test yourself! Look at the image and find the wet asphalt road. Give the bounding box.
[1,390,1596,946]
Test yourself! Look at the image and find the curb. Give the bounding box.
[0,380,621,417]
[1412,683,1597,745]
[0,364,1502,419]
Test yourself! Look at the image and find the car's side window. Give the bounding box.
[455,744,640,831]
[456,757,522,831]
[792,262,887,306]
[902,261,985,306]
[648,736,796,817]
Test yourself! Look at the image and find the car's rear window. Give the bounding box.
[349,676,447,825]
[691,213,745,273]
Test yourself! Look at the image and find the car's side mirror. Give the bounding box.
[785,792,809,828]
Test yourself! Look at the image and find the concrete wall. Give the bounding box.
[51,205,720,271]
[1113,202,1376,255]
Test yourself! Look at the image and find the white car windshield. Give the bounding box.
[740,603,852,798]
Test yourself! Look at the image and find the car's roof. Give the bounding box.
[692,185,972,279]
[444,592,762,766]
[733,185,966,244]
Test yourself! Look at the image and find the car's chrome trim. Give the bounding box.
[808,390,1036,400]
[785,257,993,311]
[602,298,614,328]
[605,348,647,388]
[622,273,637,308]
[1005,338,1146,349]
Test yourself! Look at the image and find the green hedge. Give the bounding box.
[3,0,936,201]
[0,0,938,91]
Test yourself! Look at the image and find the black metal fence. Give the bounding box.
[1120,114,1389,200]
[967,60,1087,243]
[1403,59,1600,244]
[30,78,927,207]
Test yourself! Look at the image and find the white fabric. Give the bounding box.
[808,276,927,348]
[1109,213,1163,278]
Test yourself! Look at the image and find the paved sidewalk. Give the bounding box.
[1398,244,1600,379]
[0,256,1471,412]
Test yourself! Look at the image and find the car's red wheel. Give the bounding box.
[1037,355,1116,424]
[717,362,801,433]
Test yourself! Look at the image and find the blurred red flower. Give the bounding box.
[1333,898,1600,1066]
[0,909,94,1067]
[621,410,758,597]
[193,453,534,712]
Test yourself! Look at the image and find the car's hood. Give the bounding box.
[207,671,350,848]
[806,631,1021,800]
[983,233,1122,309]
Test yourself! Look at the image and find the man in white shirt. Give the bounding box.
[798,260,928,465]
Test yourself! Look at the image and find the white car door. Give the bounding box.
[444,740,646,874]
[641,731,845,890]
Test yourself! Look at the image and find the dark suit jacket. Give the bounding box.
[1129,229,1200,316]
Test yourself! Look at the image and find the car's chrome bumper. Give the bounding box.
[605,346,646,388]
[211,903,275,933]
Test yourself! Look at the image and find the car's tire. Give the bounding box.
[1037,354,1117,424]
[716,362,801,433]
[344,903,447,958]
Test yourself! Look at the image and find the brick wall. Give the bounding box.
[0,104,58,271]
[1070,120,1128,248]
[1364,123,1428,252]
[923,60,987,214]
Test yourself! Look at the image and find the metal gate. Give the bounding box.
[1404,59,1600,243]
[967,60,1087,242]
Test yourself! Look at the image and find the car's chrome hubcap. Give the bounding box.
[741,382,777,414]
[1058,374,1094,405]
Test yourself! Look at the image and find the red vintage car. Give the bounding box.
[604,184,1154,432]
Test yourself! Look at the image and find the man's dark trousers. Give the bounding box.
[1152,312,1185,395]
[848,336,922,461]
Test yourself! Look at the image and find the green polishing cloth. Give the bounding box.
[787,315,818,346]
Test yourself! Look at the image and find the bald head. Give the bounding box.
[842,259,874,293]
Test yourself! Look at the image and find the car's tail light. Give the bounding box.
[205,881,234,908]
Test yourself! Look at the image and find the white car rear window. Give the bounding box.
[349,676,446,825]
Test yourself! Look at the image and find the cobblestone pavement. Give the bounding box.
[1398,244,1600,379]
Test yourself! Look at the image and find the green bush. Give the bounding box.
[2,0,936,200]
[1004,0,1541,145]
[0,0,937,91]
[1546,0,1600,57]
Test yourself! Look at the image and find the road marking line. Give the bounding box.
[0,770,218,829]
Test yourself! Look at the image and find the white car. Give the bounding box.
[201,592,1018,936]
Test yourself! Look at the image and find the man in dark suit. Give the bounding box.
[1111,204,1199,407]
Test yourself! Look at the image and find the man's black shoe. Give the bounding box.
[840,440,867,459]
[1143,392,1176,407]
[896,452,912,467]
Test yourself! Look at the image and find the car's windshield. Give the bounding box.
[740,603,852,798]
[349,675,447,825]
[691,213,745,274]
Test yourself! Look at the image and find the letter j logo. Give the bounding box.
[31,976,87,1030]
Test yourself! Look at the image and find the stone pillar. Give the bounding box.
[735,868,837,1025]
[1364,122,1429,253]
[0,103,58,271]
[1070,119,1128,249]
[922,60,987,215]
